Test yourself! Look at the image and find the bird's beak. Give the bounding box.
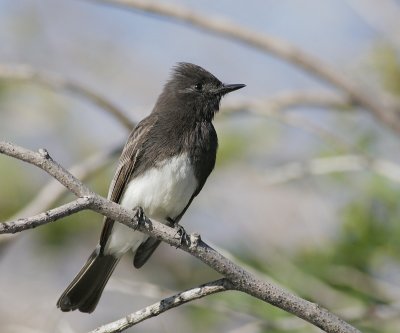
[218,83,246,95]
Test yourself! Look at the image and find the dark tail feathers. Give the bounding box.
[57,249,119,313]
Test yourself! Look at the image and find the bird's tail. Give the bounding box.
[57,249,119,313]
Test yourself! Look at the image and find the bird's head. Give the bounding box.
[158,62,245,122]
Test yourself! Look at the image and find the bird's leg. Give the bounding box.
[166,217,187,248]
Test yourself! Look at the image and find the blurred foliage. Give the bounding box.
[37,209,99,247]
[372,44,400,96]
[0,81,11,100]
[216,128,248,167]
[295,176,400,276]
[0,158,34,218]
[338,178,400,269]
[293,176,400,333]
[216,116,273,168]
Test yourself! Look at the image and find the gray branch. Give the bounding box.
[222,93,357,153]
[0,197,93,233]
[0,140,361,333]
[0,63,135,130]
[225,90,353,113]
[89,279,230,333]
[12,144,122,220]
[261,154,400,185]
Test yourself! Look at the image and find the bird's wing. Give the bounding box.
[99,116,157,253]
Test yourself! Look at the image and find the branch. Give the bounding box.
[327,265,400,304]
[0,197,92,234]
[0,144,121,252]
[225,90,354,113]
[92,0,400,135]
[0,63,135,130]
[222,93,357,153]
[108,278,261,324]
[0,141,360,333]
[0,143,93,197]
[12,144,122,220]
[261,154,400,185]
[89,279,230,333]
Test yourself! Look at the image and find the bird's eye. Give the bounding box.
[194,83,203,91]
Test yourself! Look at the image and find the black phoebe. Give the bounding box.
[57,62,245,313]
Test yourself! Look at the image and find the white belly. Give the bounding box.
[104,153,198,256]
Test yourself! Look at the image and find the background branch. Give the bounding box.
[226,90,354,113]
[0,63,135,130]
[0,141,361,333]
[260,154,400,185]
[222,94,357,153]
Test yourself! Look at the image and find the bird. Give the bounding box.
[57,62,245,313]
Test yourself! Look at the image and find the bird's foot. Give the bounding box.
[173,224,188,248]
[134,206,145,230]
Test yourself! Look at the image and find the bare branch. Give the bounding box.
[0,63,135,130]
[227,321,264,333]
[261,154,400,185]
[89,279,230,333]
[222,94,356,153]
[92,0,400,134]
[12,144,122,219]
[0,144,121,251]
[0,142,93,197]
[1,197,93,234]
[225,90,353,113]
[0,141,360,333]
[327,265,400,304]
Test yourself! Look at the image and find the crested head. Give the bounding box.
[172,62,222,91]
[153,62,245,122]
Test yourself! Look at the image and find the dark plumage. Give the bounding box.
[57,62,245,313]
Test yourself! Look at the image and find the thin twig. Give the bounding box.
[1,197,93,233]
[0,63,135,130]
[0,141,361,333]
[89,279,230,333]
[92,0,400,134]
